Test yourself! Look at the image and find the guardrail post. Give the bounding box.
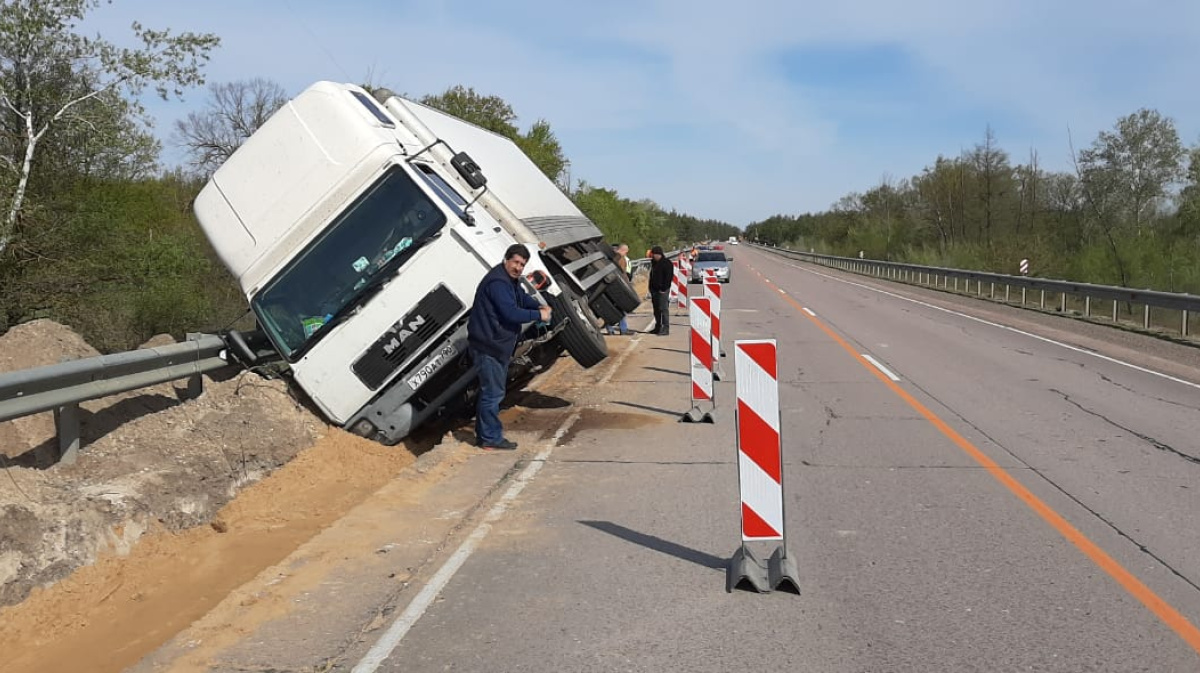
[1021,287,1026,306]
[1184,310,1190,337]
[184,333,206,401]
[1085,296,1091,317]
[1040,290,1045,309]
[954,277,959,292]
[990,282,995,299]
[1144,304,1151,330]
[1061,293,1067,313]
[1005,285,1010,302]
[53,403,81,465]
[965,278,970,293]
[1113,300,1118,322]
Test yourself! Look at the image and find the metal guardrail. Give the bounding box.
[630,248,684,274]
[754,245,1200,339]
[0,333,238,465]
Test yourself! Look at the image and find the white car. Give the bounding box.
[690,251,731,283]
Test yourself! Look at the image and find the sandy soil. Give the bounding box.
[0,321,327,610]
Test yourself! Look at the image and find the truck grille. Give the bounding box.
[353,285,464,390]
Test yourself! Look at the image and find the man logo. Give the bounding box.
[382,315,428,356]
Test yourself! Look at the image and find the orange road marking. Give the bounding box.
[753,267,1200,656]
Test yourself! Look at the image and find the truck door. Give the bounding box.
[414,163,512,268]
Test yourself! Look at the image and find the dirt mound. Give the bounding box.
[0,320,325,607]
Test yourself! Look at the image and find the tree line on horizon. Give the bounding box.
[745,114,1200,295]
[0,1,735,352]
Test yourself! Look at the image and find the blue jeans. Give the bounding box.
[606,317,628,334]
[473,350,509,445]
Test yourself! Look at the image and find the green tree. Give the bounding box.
[515,119,566,185]
[420,85,518,136]
[0,0,219,254]
[967,126,1012,249]
[421,85,567,184]
[1078,108,1185,236]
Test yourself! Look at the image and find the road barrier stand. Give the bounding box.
[703,273,727,380]
[728,339,799,594]
[670,259,689,310]
[681,297,716,424]
[668,258,679,305]
[702,269,726,358]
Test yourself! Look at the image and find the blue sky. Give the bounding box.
[85,0,1200,227]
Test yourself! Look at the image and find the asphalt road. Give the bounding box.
[337,245,1200,673]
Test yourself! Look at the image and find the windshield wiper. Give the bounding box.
[304,231,444,345]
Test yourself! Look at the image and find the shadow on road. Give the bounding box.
[578,520,725,571]
[641,366,688,378]
[648,347,688,355]
[611,401,682,418]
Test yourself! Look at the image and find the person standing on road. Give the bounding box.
[467,244,552,451]
[647,245,674,336]
[606,243,632,336]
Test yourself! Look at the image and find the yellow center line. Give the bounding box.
[751,263,1200,656]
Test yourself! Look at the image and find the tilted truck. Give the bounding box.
[194,81,640,444]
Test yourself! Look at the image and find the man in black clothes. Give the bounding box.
[647,246,675,335]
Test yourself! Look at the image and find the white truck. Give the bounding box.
[194,81,640,444]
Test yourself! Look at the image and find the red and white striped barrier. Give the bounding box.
[734,340,782,540]
[681,297,714,423]
[672,263,689,309]
[728,339,799,593]
[703,273,726,379]
[703,271,726,363]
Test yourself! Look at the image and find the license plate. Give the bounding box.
[406,343,457,390]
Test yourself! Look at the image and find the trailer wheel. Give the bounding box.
[590,293,624,327]
[548,286,607,368]
[605,275,642,313]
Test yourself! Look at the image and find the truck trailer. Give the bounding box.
[194,82,639,444]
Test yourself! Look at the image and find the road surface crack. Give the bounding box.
[916,379,1200,597]
[1096,373,1200,412]
[1050,389,1200,465]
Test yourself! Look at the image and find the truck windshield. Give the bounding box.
[252,166,447,359]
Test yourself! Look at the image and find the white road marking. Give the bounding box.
[861,353,901,382]
[803,307,816,317]
[352,330,645,673]
[774,259,1200,392]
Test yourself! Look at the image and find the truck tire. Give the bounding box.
[548,286,607,368]
[605,275,642,313]
[590,293,624,327]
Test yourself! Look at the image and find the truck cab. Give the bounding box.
[195,82,635,444]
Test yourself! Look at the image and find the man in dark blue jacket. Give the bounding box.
[468,244,552,450]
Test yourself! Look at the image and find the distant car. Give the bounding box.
[690,251,731,283]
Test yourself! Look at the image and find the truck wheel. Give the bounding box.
[590,293,624,326]
[548,286,607,368]
[605,275,642,313]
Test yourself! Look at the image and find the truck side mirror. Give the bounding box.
[451,152,487,190]
[224,329,259,366]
